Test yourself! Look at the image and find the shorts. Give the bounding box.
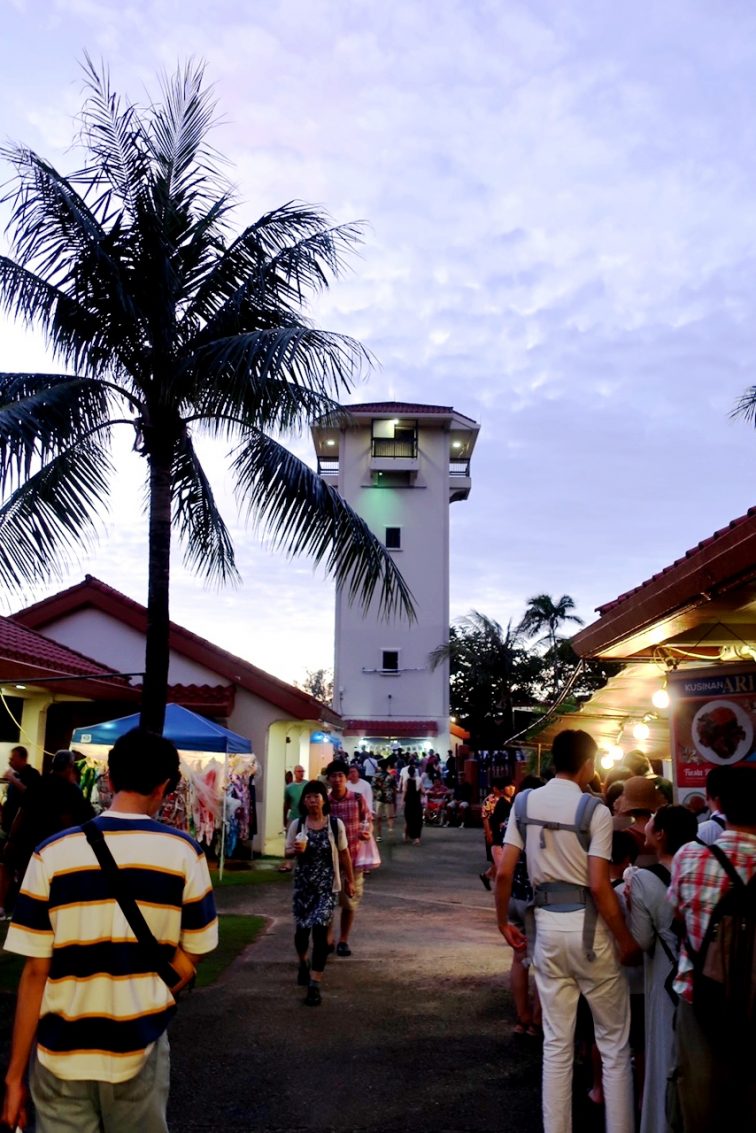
[376,801,396,820]
[338,869,365,911]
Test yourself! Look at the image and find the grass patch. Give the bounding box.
[195,914,266,987]
[209,866,291,888]
[0,914,266,994]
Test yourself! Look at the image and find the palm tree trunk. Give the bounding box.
[141,452,172,733]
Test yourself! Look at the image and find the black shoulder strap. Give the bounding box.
[83,820,180,990]
[706,841,745,889]
[711,814,726,829]
[642,862,672,887]
[330,817,339,840]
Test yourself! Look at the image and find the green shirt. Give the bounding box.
[284,780,307,823]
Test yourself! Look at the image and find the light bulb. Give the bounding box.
[600,753,614,770]
[609,745,624,762]
[632,722,650,741]
[652,688,670,710]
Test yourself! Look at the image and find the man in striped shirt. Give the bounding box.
[2,728,218,1132]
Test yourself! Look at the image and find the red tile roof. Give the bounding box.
[163,684,236,715]
[597,506,756,614]
[0,615,135,699]
[13,577,339,724]
[573,506,756,658]
[347,401,453,414]
[343,719,439,736]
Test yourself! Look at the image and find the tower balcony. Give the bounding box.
[369,436,419,474]
[449,457,471,501]
[316,456,339,486]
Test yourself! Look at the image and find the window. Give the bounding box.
[385,527,401,549]
[382,650,399,672]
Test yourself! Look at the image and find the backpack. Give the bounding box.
[514,788,603,852]
[689,842,756,1049]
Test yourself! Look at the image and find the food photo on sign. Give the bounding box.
[670,667,756,796]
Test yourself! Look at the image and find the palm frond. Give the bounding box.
[231,430,415,621]
[147,60,223,208]
[732,386,756,424]
[78,53,151,219]
[172,430,239,584]
[0,373,113,489]
[184,205,364,328]
[0,441,112,590]
[185,327,370,423]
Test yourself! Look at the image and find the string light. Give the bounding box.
[652,687,670,709]
[632,722,650,741]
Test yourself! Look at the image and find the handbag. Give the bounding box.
[353,833,381,870]
[83,820,196,997]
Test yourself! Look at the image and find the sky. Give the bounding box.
[2,0,756,687]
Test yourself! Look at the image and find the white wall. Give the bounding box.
[334,421,450,729]
[37,608,220,684]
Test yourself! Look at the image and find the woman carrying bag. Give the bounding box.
[285,780,354,1006]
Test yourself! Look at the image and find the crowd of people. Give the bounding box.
[493,730,756,1133]
[1,730,753,1131]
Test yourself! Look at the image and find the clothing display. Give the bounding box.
[76,751,258,857]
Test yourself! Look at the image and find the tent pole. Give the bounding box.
[219,752,228,881]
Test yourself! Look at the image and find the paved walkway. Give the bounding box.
[167,825,544,1132]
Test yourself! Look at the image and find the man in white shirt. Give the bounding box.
[347,766,374,814]
[495,729,640,1133]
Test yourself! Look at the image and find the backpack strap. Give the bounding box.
[514,789,532,845]
[706,842,745,889]
[642,862,672,887]
[711,814,726,829]
[330,817,340,842]
[574,793,602,853]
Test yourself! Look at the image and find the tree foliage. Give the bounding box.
[433,598,617,748]
[298,667,334,705]
[0,59,413,729]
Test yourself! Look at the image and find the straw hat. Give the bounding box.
[614,776,660,815]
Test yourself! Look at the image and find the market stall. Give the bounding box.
[71,704,257,878]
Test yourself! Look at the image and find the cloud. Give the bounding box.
[3,1,756,682]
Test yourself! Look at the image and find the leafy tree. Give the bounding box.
[298,668,334,705]
[519,593,584,697]
[0,60,413,731]
[430,610,544,747]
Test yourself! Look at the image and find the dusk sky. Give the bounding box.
[2,1,756,686]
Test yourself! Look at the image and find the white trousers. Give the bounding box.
[533,910,633,1133]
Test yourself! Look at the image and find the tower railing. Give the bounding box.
[371,438,418,458]
[449,458,470,476]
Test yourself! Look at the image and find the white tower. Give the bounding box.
[311,401,479,755]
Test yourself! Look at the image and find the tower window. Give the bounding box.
[385,527,401,550]
[382,650,399,671]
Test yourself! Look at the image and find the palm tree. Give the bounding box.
[430,610,543,743]
[518,593,583,697]
[0,60,413,731]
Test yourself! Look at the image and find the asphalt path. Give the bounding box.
[167,824,545,1133]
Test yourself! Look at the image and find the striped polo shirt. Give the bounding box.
[4,811,218,1083]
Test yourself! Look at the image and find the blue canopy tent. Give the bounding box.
[72,703,251,753]
[72,705,252,877]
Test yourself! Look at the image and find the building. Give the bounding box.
[0,615,137,769]
[535,506,756,799]
[312,401,479,756]
[12,576,340,853]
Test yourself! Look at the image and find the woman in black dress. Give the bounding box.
[403,765,425,844]
[285,780,353,1005]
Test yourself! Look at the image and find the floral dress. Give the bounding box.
[292,825,336,928]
